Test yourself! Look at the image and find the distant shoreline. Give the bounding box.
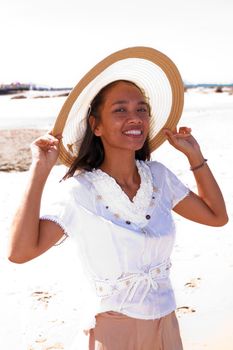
[0,83,233,96]
[0,83,71,95]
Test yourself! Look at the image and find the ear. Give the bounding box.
[89,115,102,136]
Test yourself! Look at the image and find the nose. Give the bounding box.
[127,112,143,124]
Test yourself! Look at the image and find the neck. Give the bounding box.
[100,152,140,187]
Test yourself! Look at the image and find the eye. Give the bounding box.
[137,107,148,112]
[137,106,150,116]
[114,107,126,113]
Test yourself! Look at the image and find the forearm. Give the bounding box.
[188,151,228,222]
[8,162,50,262]
[164,126,228,226]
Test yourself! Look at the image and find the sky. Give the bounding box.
[0,0,233,87]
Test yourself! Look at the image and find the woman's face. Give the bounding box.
[92,81,150,154]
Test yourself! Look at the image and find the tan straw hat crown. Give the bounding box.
[52,46,184,167]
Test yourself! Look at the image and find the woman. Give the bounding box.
[8,47,228,350]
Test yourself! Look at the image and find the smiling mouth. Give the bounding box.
[123,130,143,135]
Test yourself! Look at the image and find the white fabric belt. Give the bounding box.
[94,261,172,310]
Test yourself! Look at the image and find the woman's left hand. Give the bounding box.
[163,126,201,158]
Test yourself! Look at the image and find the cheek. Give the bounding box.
[98,118,122,135]
[144,118,150,133]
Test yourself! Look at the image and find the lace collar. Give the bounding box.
[84,160,153,226]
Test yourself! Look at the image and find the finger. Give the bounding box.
[163,128,191,148]
[46,133,63,142]
[32,136,59,150]
[163,128,176,137]
[174,133,192,139]
[178,126,192,134]
[162,129,177,145]
[49,129,63,139]
[38,133,62,143]
[35,137,58,145]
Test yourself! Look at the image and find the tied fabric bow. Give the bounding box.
[119,271,159,311]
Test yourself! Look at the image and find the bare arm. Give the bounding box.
[8,133,64,263]
[164,127,228,227]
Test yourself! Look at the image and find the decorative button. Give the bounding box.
[106,206,109,209]
[152,196,155,199]
[146,215,151,220]
[126,220,131,225]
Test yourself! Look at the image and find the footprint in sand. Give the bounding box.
[31,291,55,307]
[184,277,201,288]
[45,344,64,350]
[176,306,196,314]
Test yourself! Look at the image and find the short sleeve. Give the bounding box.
[164,166,190,208]
[40,178,82,239]
[147,161,190,209]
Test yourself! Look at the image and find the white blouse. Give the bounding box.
[40,160,189,330]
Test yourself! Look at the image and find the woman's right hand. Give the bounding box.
[30,132,62,172]
[9,131,64,264]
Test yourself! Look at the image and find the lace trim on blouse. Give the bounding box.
[84,160,153,226]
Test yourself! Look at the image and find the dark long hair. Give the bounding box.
[63,80,151,179]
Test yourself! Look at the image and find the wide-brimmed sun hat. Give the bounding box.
[52,46,184,167]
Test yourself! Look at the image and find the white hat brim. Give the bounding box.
[53,46,184,167]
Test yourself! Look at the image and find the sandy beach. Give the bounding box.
[0,89,233,349]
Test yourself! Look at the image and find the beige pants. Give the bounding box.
[89,311,183,350]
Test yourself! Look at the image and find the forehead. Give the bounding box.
[103,81,145,100]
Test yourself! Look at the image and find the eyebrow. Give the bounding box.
[111,100,148,106]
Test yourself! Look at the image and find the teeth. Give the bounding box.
[124,130,142,135]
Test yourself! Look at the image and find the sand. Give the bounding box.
[0,129,48,171]
[0,90,233,349]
